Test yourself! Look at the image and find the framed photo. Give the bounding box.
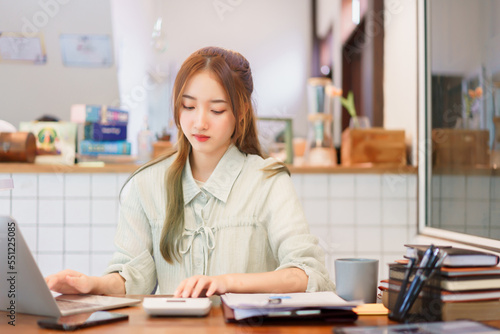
[257,117,294,164]
[59,34,113,67]
[0,32,46,64]
[19,122,77,165]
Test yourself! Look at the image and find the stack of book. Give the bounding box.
[381,244,500,322]
[76,105,132,162]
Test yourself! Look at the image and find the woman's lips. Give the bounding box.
[193,134,210,142]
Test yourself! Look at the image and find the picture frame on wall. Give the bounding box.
[59,34,113,67]
[0,32,47,64]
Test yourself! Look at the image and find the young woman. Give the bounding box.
[46,47,334,298]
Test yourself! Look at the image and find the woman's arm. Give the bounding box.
[45,269,125,295]
[174,268,307,298]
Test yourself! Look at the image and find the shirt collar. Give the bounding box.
[182,144,245,205]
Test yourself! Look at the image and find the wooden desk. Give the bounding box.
[2,296,500,333]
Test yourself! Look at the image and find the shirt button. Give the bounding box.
[201,193,206,198]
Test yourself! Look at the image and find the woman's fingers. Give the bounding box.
[174,275,228,298]
[45,270,91,294]
[206,281,218,297]
[180,276,202,298]
[174,275,212,298]
[66,275,92,294]
[191,277,210,298]
[173,281,185,298]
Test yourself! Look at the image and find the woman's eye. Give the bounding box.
[182,105,195,110]
[212,110,225,115]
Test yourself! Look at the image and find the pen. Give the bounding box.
[397,245,441,320]
[390,256,416,320]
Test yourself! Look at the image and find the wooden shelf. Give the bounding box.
[289,165,417,174]
[432,166,500,176]
[0,163,417,175]
[0,163,141,174]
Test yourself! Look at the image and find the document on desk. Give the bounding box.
[221,291,361,321]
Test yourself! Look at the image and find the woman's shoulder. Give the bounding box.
[244,153,290,180]
[130,153,177,182]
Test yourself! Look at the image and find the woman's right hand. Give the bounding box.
[45,269,95,294]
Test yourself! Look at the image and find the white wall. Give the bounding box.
[430,0,484,76]
[0,0,119,128]
[430,0,500,78]
[0,1,312,154]
[383,0,418,165]
[110,0,313,142]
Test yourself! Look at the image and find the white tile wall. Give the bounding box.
[0,196,11,215]
[65,174,91,198]
[12,198,37,225]
[65,226,90,252]
[38,253,63,277]
[1,173,130,279]
[11,174,37,198]
[355,175,381,198]
[382,173,407,198]
[39,174,64,197]
[329,175,355,198]
[356,199,381,225]
[2,172,419,284]
[39,199,64,225]
[329,199,354,225]
[65,199,91,225]
[64,253,91,274]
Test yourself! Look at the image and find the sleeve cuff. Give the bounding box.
[274,262,336,292]
[103,249,157,294]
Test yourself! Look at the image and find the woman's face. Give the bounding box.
[179,70,236,160]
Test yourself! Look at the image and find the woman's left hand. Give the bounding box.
[174,275,229,298]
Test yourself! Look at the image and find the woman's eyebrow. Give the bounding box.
[182,94,227,104]
[210,99,227,104]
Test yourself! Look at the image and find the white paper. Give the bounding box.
[222,291,361,309]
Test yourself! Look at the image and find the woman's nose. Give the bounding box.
[194,109,208,130]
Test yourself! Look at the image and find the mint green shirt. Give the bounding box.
[104,145,334,294]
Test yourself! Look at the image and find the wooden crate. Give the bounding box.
[152,141,173,158]
[432,129,489,167]
[341,128,406,166]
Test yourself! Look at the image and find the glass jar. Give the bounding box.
[304,78,337,166]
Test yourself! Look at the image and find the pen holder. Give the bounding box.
[387,263,442,323]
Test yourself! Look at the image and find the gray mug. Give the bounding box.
[335,258,379,303]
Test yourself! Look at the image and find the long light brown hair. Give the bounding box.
[125,47,287,263]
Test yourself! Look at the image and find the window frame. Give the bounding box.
[417,0,500,252]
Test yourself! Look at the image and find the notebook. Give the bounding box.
[0,215,141,317]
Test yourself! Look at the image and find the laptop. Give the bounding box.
[0,215,141,317]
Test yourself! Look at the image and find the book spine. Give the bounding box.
[84,123,127,141]
[84,105,129,125]
[80,140,131,155]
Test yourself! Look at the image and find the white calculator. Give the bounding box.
[142,298,212,317]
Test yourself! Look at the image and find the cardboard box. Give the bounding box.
[341,128,406,166]
[432,129,490,167]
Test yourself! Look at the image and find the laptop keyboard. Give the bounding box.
[56,299,100,311]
